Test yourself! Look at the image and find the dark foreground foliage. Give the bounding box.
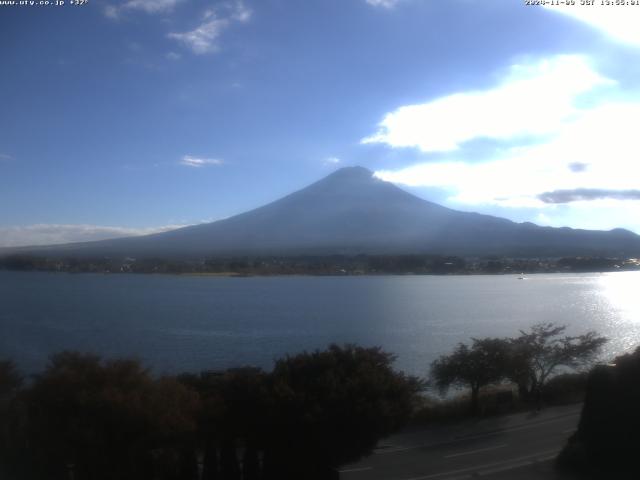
[429,323,606,414]
[557,347,640,479]
[0,345,421,480]
[1,352,200,480]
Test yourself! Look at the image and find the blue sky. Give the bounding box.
[2,0,640,246]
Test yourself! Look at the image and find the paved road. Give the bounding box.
[339,404,582,480]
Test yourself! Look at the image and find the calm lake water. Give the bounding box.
[1,271,639,377]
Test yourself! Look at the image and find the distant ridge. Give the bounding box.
[5,166,640,258]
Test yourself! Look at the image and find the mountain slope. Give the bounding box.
[7,166,640,258]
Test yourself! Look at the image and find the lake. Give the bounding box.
[1,271,639,377]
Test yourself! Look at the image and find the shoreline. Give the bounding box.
[0,268,636,277]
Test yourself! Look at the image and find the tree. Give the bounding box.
[558,346,640,475]
[265,344,422,480]
[20,352,200,480]
[0,360,22,398]
[0,360,23,479]
[178,367,270,480]
[507,323,607,401]
[179,345,421,480]
[430,338,510,415]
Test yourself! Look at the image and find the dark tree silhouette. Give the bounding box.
[179,367,269,480]
[3,345,421,479]
[507,323,607,401]
[179,346,420,480]
[0,360,23,478]
[264,344,422,480]
[0,360,22,398]
[557,346,640,477]
[430,338,510,415]
[20,352,200,480]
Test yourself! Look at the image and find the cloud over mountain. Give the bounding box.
[539,189,640,204]
[363,55,612,152]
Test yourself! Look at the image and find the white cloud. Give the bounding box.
[166,51,182,61]
[179,155,224,168]
[539,201,640,234]
[104,5,120,18]
[123,0,182,13]
[366,53,640,231]
[366,0,402,8]
[375,100,640,228]
[168,1,252,55]
[0,153,12,161]
[323,157,341,166]
[543,4,640,48]
[0,224,188,248]
[363,55,613,152]
[535,212,556,227]
[104,0,183,18]
[230,0,252,22]
[169,18,228,54]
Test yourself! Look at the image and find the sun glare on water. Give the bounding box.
[600,271,640,316]
[598,271,640,353]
